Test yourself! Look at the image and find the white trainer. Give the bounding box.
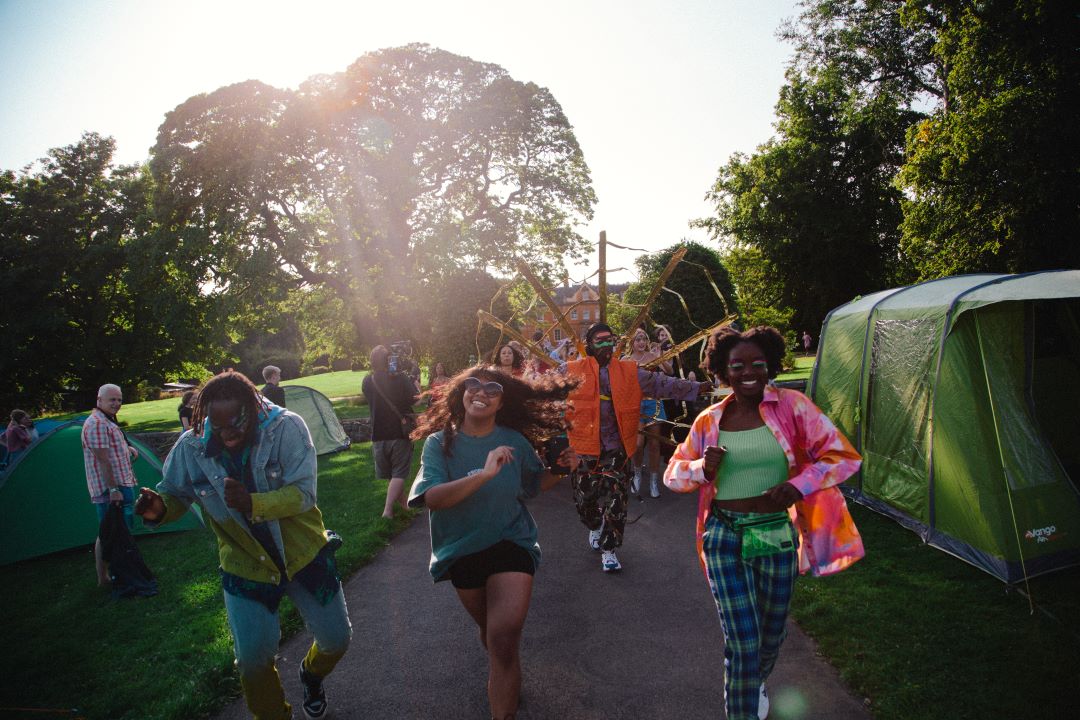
[588,528,602,551]
[649,474,661,498]
[601,550,622,572]
[630,467,641,494]
[758,683,769,719]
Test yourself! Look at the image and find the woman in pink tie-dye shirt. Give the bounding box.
[664,325,863,720]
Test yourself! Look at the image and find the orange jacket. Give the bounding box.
[565,357,642,456]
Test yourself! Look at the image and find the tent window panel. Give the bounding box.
[1029,299,1080,493]
[866,318,937,474]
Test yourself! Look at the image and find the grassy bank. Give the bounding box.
[790,502,1080,719]
[0,445,419,720]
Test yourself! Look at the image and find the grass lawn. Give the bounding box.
[42,371,375,434]
[0,444,420,720]
[791,502,1080,720]
[776,353,814,383]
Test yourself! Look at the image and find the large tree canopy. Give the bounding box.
[150,44,596,344]
[0,133,224,409]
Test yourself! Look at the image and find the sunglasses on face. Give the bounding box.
[590,338,615,349]
[463,377,504,396]
[728,360,769,372]
[210,406,249,433]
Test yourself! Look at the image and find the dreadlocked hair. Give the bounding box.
[190,371,263,446]
[411,366,580,457]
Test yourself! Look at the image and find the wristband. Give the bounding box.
[109,487,121,493]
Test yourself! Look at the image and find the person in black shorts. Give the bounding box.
[408,367,579,720]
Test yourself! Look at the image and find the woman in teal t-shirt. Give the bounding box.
[409,367,579,720]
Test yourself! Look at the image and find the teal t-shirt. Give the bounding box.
[408,426,545,582]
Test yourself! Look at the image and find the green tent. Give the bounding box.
[282,385,351,456]
[810,271,1080,583]
[0,420,202,565]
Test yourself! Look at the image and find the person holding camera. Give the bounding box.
[362,345,419,518]
[408,366,578,720]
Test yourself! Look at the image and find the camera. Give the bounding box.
[388,340,414,377]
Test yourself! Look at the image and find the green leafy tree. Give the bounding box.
[898,0,1080,276]
[697,64,916,331]
[614,241,737,372]
[721,243,797,344]
[150,44,597,345]
[0,133,226,409]
[425,268,511,375]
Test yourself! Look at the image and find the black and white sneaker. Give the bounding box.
[298,663,328,719]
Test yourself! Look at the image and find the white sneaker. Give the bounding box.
[630,467,641,494]
[649,474,661,498]
[758,683,769,719]
[601,550,622,572]
[588,528,602,551]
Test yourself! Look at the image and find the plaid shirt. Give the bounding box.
[82,408,135,500]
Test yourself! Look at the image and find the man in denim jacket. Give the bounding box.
[137,371,350,720]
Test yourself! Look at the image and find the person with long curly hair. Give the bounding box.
[136,371,351,720]
[664,326,864,720]
[492,343,526,377]
[408,367,579,720]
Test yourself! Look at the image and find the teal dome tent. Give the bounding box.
[0,420,202,565]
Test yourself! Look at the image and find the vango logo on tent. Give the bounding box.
[1024,525,1061,543]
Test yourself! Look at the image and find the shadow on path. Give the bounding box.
[213,486,871,719]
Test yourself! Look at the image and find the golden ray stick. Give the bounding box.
[477,310,553,363]
[599,230,608,324]
[614,246,688,355]
[515,260,586,356]
[640,314,738,369]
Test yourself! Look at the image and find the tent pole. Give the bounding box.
[973,309,1034,610]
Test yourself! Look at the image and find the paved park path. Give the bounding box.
[213,485,872,719]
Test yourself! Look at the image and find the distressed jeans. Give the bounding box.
[223,577,352,720]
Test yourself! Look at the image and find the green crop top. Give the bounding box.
[715,425,790,499]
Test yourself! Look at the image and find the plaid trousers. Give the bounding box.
[702,512,798,720]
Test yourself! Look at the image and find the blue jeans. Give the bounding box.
[223,576,352,720]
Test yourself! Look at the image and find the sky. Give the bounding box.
[0,0,800,284]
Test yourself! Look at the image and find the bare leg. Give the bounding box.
[94,536,108,586]
[482,573,533,719]
[382,476,405,518]
[455,586,490,650]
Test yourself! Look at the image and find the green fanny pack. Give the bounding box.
[733,512,796,559]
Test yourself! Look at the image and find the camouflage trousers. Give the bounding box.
[571,449,631,551]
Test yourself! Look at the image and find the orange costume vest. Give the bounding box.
[565,357,642,456]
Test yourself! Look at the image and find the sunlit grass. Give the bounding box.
[790,503,1080,719]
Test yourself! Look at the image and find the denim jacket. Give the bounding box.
[149,404,329,584]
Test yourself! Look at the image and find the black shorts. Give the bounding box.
[448,540,536,590]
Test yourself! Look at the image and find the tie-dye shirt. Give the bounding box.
[664,385,865,577]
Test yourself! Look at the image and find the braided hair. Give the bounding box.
[412,366,580,457]
[190,371,264,447]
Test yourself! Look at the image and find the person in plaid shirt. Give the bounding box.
[82,383,139,585]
